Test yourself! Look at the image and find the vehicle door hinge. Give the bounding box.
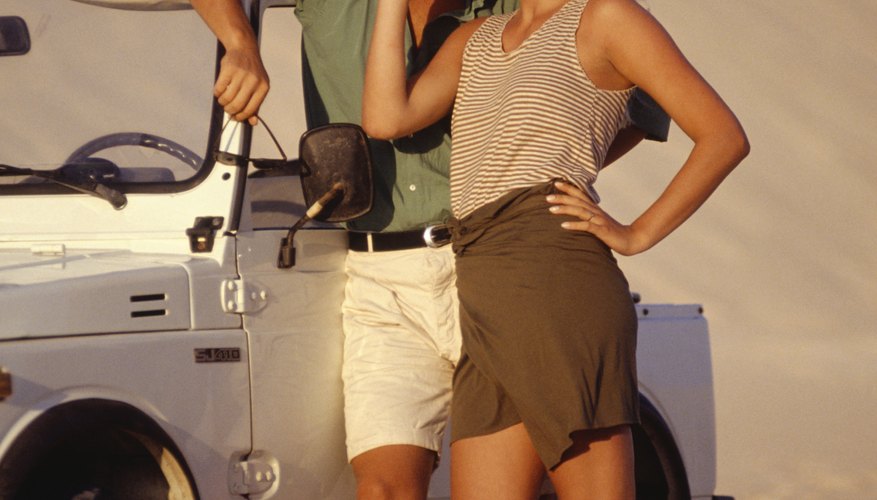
[220,278,269,314]
[228,450,278,496]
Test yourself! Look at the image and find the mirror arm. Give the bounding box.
[251,158,303,172]
[247,159,306,179]
[277,229,298,269]
[277,183,345,269]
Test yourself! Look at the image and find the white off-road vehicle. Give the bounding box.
[0,1,729,499]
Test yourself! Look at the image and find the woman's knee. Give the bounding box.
[561,425,634,463]
[549,425,635,499]
[451,424,545,500]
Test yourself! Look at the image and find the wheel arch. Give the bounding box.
[0,398,199,499]
[633,394,692,499]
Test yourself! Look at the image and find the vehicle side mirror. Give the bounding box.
[298,123,373,222]
[0,17,30,56]
[278,123,374,269]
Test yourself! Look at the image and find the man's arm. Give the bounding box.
[190,0,269,125]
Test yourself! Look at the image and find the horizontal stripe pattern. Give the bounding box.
[450,0,634,218]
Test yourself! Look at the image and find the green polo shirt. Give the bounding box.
[294,0,667,232]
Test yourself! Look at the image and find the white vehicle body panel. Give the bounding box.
[237,229,356,498]
[1,251,194,337]
[636,306,718,498]
[0,330,252,499]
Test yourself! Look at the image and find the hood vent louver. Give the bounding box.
[130,293,168,318]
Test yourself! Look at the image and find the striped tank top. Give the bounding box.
[449,0,634,219]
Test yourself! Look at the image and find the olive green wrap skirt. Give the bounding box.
[448,180,639,470]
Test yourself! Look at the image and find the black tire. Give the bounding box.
[0,400,197,500]
[633,396,691,500]
[536,396,691,500]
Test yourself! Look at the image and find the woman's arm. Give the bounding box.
[191,0,269,125]
[362,0,482,139]
[550,0,749,256]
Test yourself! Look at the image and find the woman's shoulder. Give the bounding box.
[581,0,649,27]
[579,0,659,50]
[444,16,491,51]
[584,0,642,13]
[458,16,491,38]
[581,0,651,27]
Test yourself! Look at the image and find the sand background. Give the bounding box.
[598,2,877,497]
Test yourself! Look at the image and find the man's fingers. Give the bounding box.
[235,81,269,122]
[216,75,241,106]
[217,73,269,122]
[214,72,232,98]
[220,79,253,117]
[213,52,269,119]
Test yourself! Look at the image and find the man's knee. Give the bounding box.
[356,476,426,500]
[352,445,436,500]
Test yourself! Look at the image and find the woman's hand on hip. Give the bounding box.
[547,181,649,256]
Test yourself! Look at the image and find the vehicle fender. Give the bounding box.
[0,398,198,499]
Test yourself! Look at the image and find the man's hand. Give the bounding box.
[191,0,270,125]
[214,45,269,125]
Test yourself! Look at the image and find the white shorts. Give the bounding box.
[341,245,460,461]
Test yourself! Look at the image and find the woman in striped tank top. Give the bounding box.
[363,0,748,498]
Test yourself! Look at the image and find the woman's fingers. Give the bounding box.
[550,200,646,256]
[553,180,595,202]
[546,182,601,218]
[546,182,599,217]
[546,183,642,255]
[549,203,604,232]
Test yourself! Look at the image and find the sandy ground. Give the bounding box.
[597,1,877,497]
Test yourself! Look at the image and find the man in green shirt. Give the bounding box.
[194,1,669,498]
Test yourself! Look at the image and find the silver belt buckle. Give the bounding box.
[423,224,451,248]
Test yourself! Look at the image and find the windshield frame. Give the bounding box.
[0,103,246,197]
[0,2,250,198]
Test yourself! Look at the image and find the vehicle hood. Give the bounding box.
[0,249,194,339]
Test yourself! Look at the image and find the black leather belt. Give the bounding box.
[348,225,451,252]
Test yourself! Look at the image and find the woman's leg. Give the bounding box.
[547,425,635,500]
[451,423,546,500]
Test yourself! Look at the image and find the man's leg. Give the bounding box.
[342,246,459,500]
[352,445,436,500]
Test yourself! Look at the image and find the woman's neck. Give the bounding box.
[515,0,569,23]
